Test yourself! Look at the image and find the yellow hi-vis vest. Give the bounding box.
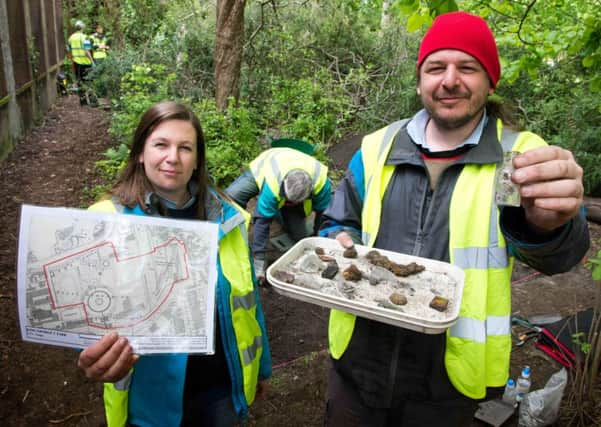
[328,119,547,399]
[249,147,328,216]
[92,35,108,59]
[89,198,263,426]
[68,31,92,65]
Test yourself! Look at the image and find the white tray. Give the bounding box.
[266,237,465,334]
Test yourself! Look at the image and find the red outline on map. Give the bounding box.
[42,237,190,329]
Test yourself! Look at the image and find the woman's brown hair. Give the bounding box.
[110,101,208,219]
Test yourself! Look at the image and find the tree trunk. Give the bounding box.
[214,0,246,110]
[380,0,391,34]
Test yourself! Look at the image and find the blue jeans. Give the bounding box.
[226,170,258,209]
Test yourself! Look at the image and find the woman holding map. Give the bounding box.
[77,101,272,427]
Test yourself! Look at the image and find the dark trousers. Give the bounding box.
[325,363,478,427]
[74,63,92,104]
[74,63,92,85]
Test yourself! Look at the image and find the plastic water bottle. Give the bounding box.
[502,378,517,405]
[515,366,532,403]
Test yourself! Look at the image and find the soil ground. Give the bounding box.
[0,96,599,426]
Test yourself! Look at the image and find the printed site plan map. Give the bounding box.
[17,204,219,354]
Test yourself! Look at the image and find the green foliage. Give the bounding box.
[263,72,349,146]
[194,98,262,187]
[586,249,601,281]
[501,59,601,196]
[109,63,177,146]
[71,0,601,198]
[120,0,168,46]
[243,1,420,136]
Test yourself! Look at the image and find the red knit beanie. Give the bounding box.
[417,11,500,88]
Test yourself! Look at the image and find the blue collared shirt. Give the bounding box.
[406,108,489,152]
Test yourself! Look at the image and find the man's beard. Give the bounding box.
[425,90,484,130]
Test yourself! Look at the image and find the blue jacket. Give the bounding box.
[92,187,271,426]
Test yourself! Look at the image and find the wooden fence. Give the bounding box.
[0,0,65,160]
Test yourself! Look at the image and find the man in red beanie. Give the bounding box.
[319,11,589,426]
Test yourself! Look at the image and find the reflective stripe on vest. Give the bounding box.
[91,200,264,425]
[328,119,548,398]
[249,148,328,216]
[68,32,92,65]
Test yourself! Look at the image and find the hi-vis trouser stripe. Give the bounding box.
[449,128,519,343]
[361,119,409,245]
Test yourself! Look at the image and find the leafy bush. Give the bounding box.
[109,63,177,146]
[262,72,349,146]
[503,61,601,196]
[194,98,262,187]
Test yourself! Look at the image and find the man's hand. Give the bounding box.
[77,333,139,383]
[512,145,584,232]
[335,232,355,249]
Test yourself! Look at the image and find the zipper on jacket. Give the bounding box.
[413,180,434,257]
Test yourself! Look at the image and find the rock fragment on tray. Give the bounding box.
[367,265,398,284]
[429,296,449,312]
[337,280,356,299]
[321,262,339,279]
[294,274,324,291]
[272,270,295,284]
[395,262,426,277]
[342,264,362,281]
[366,250,425,277]
[297,253,326,273]
[318,254,336,263]
[375,298,404,311]
[389,292,407,306]
[343,246,358,258]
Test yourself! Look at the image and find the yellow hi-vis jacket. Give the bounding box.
[91,34,108,59]
[67,31,92,65]
[89,192,271,426]
[328,119,546,399]
[249,147,328,216]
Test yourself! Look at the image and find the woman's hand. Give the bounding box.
[77,333,139,383]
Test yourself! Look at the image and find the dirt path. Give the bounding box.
[0,96,111,426]
[0,96,598,426]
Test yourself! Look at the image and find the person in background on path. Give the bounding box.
[66,20,94,104]
[91,24,109,65]
[226,147,332,286]
[320,11,589,427]
[77,101,271,427]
